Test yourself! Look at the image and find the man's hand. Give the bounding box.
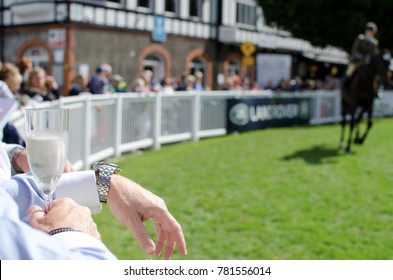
[107,175,187,259]
[29,198,101,240]
[12,148,74,173]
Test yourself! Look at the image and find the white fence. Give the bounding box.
[9,90,393,170]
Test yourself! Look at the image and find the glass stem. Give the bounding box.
[44,194,52,214]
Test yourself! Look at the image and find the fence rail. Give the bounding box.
[9,90,393,170]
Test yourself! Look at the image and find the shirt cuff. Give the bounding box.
[3,143,24,176]
[50,231,117,260]
[55,170,101,214]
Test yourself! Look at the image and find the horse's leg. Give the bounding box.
[340,103,347,149]
[354,108,365,144]
[345,113,355,153]
[359,108,373,144]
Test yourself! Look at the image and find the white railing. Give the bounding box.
[9,90,393,170]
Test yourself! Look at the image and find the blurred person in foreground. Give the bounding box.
[0,141,187,260]
[0,62,27,146]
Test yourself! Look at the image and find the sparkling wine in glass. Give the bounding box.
[25,108,69,213]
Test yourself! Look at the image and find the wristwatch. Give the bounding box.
[93,161,121,203]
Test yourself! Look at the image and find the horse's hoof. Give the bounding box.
[345,147,351,153]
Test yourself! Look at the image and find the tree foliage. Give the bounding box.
[258,0,392,52]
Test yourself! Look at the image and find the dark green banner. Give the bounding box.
[226,97,311,133]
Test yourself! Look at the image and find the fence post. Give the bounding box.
[334,91,342,122]
[83,96,92,170]
[153,94,162,150]
[313,92,322,125]
[192,93,200,141]
[114,95,123,157]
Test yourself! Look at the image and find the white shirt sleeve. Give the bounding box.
[0,143,11,180]
[0,186,116,260]
[55,170,102,214]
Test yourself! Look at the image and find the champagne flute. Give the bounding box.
[25,108,69,213]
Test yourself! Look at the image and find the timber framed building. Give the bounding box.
[0,0,348,93]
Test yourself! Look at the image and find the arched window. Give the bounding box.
[23,46,50,72]
[189,57,206,86]
[228,60,241,76]
[185,48,212,89]
[190,57,205,75]
[143,54,164,82]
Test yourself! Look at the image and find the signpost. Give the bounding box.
[240,41,256,67]
[152,15,167,42]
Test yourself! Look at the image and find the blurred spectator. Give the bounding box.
[230,75,243,91]
[21,67,60,102]
[0,62,22,98]
[241,77,251,90]
[111,74,128,93]
[250,81,261,92]
[141,69,161,93]
[305,79,319,90]
[161,77,175,94]
[141,69,153,93]
[264,80,275,90]
[130,77,145,93]
[193,71,204,91]
[185,75,195,91]
[68,74,89,96]
[175,71,188,91]
[223,75,233,90]
[0,62,26,146]
[16,56,33,91]
[275,79,291,92]
[87,64,111,94]
[288,77,303,92]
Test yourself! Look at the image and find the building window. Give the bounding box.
[236,3,256,26]
[144,54,165,83]
[189,57,206,86]
[106,0,124,8]
[138,0,153,10]
[228,60,241,76]
[189,0,202,19]
[165,0,179,15]
[23,46,50,73]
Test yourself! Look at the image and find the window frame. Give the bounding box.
[189,0,203,20]
[236,1,257,27]
[164,0,180,17]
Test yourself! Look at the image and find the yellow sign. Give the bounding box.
[242,56,255,67]
[240,42,256,56]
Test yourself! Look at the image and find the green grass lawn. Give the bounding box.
[94,118,393,260]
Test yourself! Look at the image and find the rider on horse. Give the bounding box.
[343,22,382,97]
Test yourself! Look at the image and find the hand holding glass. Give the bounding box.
[25,108,69,213]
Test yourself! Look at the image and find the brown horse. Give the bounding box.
[340,50,391,153]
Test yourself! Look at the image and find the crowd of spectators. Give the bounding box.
[1,57,345,108]
[66,63,343,96]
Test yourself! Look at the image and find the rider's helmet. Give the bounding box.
[365,22,378,34]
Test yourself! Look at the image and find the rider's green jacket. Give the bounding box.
[350,34,379,64]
